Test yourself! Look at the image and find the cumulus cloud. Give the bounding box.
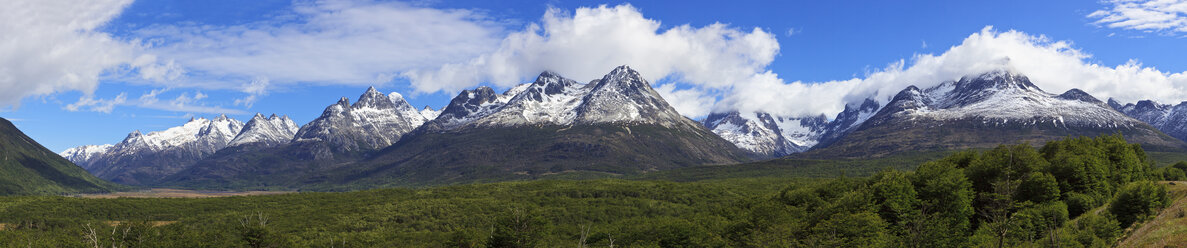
[402,4,1187,119]
[403,4,779,101]
[1089,0,1187,34]
[0,0,174,108]
[720,26,1187,118]
[134,0,505,91]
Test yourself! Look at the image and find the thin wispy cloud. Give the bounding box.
[1089,0,1187,35]
[64,89,246,115]
[133,0,506,92]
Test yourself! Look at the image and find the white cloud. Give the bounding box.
[1089,0,1187,34]
[718,26,1187,118]
[654,84,717,117]
[135,89,246,114]
[65,93,128,113]
[134,0,505,92]
[67,88,245,114]
[0,0,174,108]
[404,4,779,97]
[234,77,271,108]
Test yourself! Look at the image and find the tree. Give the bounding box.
[1108,181,1169,228]
[1016,172,1060,204]
[806,212,890,248]
[487,208,548,248]
[1014,202,1068,246]
[909,161,974,247]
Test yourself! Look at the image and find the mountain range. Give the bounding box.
[58,66,1187,189]
[704,70,1186,158]
[65,66,748,188]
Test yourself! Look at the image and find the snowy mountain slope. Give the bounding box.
[229,113,299,147]
[863,71,1137,128]
[292,86,427,152]
[1110,99,1187,143]
[807,70,1184,158]
[573,66,689,127]
[702,111,827,157]
[420,106,441,120]
[813,98,881,149]
[59,144,112,168]
[77,115,246,184]
[422,66,694,132]
[467,71,589,127]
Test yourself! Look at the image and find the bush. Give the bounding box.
[1108,181,1169,228]
[1162,167,1187,181]
[1064,192,1096,218]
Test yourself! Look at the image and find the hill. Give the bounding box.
[0,117,120,195]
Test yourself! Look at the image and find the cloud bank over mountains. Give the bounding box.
[4,0,1187,120]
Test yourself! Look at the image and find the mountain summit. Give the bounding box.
[807,70,1185,158]
[292,86,427,153]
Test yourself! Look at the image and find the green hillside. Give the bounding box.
[0,118,121,195]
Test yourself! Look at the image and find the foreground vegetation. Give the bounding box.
[0,135,1178,247]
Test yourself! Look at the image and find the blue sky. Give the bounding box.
[3,0,1187,152]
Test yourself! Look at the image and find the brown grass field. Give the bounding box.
[76,188,294,199]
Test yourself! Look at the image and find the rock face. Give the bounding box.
[346,66,751,186]
[73,115,245,185]
[420,106,441,120]
[228,113,299,148]
[1110,99,1187,143]
[808,70,1185,158]
[292,86,427,152]
[702,111,827,157]
[59,144,112,168]
[813,98,881,149]
[422,66,695,131]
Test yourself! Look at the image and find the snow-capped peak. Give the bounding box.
[229,113,300,147]
[420,106,441,120]
[1111,98,1187,142]
[59,144,113,169]
[424,66,692,131]
[870,71,1139,129]
[292,87,427,152]
[703,111,828,157]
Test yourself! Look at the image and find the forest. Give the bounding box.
[0,135,1179,247]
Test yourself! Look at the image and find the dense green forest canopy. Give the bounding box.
[0,135,1176,247]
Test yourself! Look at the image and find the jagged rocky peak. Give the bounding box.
[420,106,441,120]
[354,86,396,109]
[574,65,687,126]
[292,87,427,152]
[703,110,828,157]
[521,71,580,102]
[1110,98,1187,143]
[1057,88,1103,104]
[860,70,1142,130]
[59,144,113,169]
[424,66,696,131]
[428,86,511,130]
[229,113,300,147]
[70,115,246,184]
